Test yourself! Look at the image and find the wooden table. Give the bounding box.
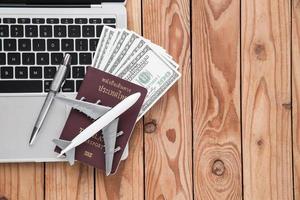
[1,0,300,199]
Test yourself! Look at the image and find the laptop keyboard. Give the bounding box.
[0,17,116,93]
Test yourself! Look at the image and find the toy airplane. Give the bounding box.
[53,92,141,176]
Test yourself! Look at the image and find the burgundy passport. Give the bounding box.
[55,67,147,174]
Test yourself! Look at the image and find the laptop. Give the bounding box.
[0,0,127,162]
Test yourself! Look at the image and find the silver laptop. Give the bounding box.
[0,0,127,162]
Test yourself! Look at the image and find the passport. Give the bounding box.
[55,67,147,174]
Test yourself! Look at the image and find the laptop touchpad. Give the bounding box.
[0,96,71,162]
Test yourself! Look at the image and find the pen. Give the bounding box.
[29,54,71,146]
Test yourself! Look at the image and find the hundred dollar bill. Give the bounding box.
[106,33,141,73]
[112,39,147,75]
[115,45,181,119]
[117,44,177,79]
[95,27,118,69]
[91,26,109,67]
[112,39,178,75]
[101,29,131,72]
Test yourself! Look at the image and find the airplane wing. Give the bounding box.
[102,118,122,176]
[55,95,111,120]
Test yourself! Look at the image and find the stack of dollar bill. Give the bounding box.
[92,26,181,120]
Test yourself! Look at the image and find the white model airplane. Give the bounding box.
[53,92,141,176]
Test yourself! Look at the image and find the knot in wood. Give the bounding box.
[282,103,292,110]
[0,196,8,200]
[257,139,264,146]
[144,120,157,133]
[166,129,176,143]
[254,44,267,60]
[212,159,225,176]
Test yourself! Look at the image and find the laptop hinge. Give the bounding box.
[91,4,102,8]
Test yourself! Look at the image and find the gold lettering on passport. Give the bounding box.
[98,77,132,100]
[84,151,93,158]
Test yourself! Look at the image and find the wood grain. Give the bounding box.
[192,0,242,199]
[142,0,192,199]
[292,0,300,199]
[242,0,293,199]
[0,163,44,200]
[45,163,94,200]
[96,122,144,200]
[95,0,144,199]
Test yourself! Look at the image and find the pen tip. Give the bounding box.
[29,127,39,146]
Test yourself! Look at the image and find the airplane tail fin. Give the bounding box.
[52,139,75,165]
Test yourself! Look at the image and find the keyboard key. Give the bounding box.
[4,39,17,51]
[72,66,85,78]
[62,80,74,92]
[0,40,1,51]
[0,53,6,65]
[30,67,42,79]
[0,25,9,37]
[15,67,28,79]
[96,25,103,37]
[11,25,23,37]
[8,53,20,65]
[47,18,59,24]
[67,53,78,65]
[44,80,52,92]
[33,39,45,51]
[18,18,30,24]
[76,80,83,91]
[3,18,16,24]
[61,18,73,24]
[44,66,56,78]
[51,53,63,65]
[103,18,116,24]
[108,25,116,29]
[40,25,52,37]
[82,26,95,37]
[22,53,35,65]
[76,39,88,51]
[47,39,60,51]
[18,39,31,51]
[68,25,81,37]
[25,25,38,37]
[1,67,13,79]
[89,18,101,24]
[79,53,92,65]
[37,53,49,65]
[0,80,42,93]
[61,39,74,51]
[89,39,98,51]
[54,26,67,37]
[32,18,45,24]
[75,18,87,24]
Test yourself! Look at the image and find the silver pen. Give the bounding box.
[29,54,71,146]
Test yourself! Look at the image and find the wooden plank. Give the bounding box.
[45,163,94,200]
[292,0,300,199]
[242,0,293,199]
[142,0,192,199]
[96,122,144,199]
[95,0,144,199]
[192,0,242,199]
[0,163,44,200]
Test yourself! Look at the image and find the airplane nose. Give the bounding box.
[132,92,141,101]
